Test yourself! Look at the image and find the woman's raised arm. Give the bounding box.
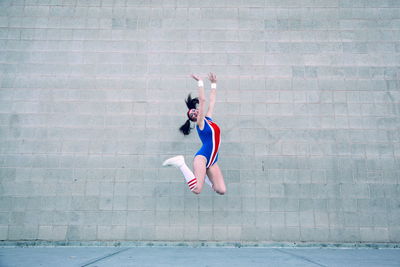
[191,74,205,129]
[206,72,217,118]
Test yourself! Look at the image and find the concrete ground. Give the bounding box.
[1,246,400,267]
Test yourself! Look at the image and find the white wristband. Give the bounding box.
[197,80,204,87]
[211,83,217,89]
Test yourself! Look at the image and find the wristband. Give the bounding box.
[211,83,217,89]
[197,80,204,87]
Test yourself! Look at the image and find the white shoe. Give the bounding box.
[162,155,185,168]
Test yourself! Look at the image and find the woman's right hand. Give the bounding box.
[191,74,202,81]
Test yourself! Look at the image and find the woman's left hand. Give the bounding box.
[208,73,217,83]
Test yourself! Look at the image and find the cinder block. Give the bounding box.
[8,225,38,240]
[98,225,126,240]
[141,226,156,240]
[360,227,389,242]
[285,212,299,227]
[389,227,400,242]
[110,211,126,225]
[271,226,289,241]
[6,5,24,16]
[113,196,128,211]
[126,225,142,239]
[0,226,8,240]
[184,226,199,240]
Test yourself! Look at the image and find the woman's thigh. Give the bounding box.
[192,155,207,193]
[206,163,226,195]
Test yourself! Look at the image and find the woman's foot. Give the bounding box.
[162,155,185,168]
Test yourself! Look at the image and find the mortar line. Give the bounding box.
[80,247,131,267]
[274,248,327,267]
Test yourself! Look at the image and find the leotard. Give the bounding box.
[195,116,221,168]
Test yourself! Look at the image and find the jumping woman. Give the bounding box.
[162,73,226,195]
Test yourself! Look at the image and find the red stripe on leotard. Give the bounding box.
[206,119,221,168]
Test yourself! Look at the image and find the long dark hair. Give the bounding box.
[179,94,199,135]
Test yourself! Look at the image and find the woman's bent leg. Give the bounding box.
[191,155,207,194]
[162,155,197,192]
[206,163,226,195]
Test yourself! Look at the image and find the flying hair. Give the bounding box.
[185,93,199,110]
[179,94,199,135]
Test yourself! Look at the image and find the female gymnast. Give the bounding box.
[162,73,226,195]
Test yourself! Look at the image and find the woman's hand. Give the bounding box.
[208,73,217,83]
[191,74,202,81]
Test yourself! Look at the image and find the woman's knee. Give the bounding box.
[192,184,203,194]
[214,185,226,195]
[216,189,226,195]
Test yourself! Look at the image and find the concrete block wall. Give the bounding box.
[0,0,399,243]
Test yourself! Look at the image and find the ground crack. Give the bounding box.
[274,248,327,267]
[81,247,131,267]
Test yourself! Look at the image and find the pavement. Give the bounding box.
[1,245,400,267]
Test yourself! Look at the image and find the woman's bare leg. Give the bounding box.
[206,163,226,195]
[191,155,207,194]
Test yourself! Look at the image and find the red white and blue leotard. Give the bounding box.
[195,116,221,168]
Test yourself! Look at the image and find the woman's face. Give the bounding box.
[188,109,199,121]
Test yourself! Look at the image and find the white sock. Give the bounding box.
[177,162,213,191]
[179,163,197,191]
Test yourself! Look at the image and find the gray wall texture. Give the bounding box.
[0,0,399,244]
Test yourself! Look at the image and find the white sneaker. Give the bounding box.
[162,155,185,168]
